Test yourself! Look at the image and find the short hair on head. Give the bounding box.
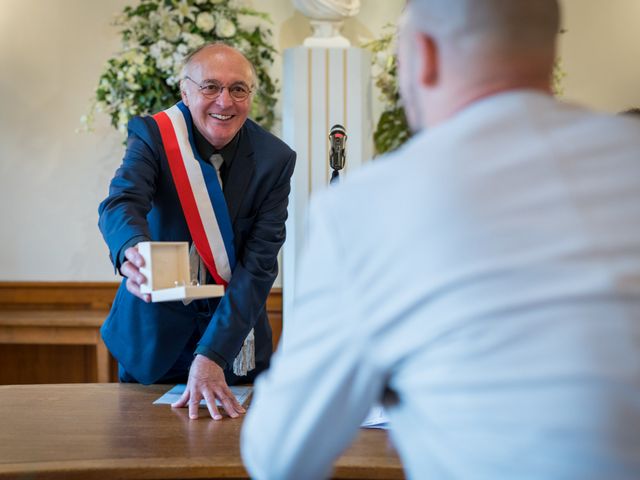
[407,0,560,53]
[180,42,259,90]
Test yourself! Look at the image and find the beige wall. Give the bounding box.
[0,0,638,281]
[559,0,640,112]
[0,0,130,281]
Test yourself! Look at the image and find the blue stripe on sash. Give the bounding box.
[177,101,237,270]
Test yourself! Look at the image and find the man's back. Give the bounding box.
[244,90,640,479]
[328,91,640,478]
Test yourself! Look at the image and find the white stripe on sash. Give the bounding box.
[165,106,232,282]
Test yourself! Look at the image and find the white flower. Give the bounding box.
[374,50,387,67]
[154,40,172,57]
[156,55,174,72]
[117,108,129,132]
[195,0,208,4]
[122,49,146,66]
[181,32,205,49]
[238,37,251,51]
[149,11,162,27]
[210,0,225,4]
[131,17,153,38]
[161,20,182,42]
[173,1,197,23]
[154,6,172,26]
[216,17,236,38]
[150,42,165,60]
[238,13,261,32]
[125,67,137,81]
[172,50,187,70]
[195,12,215,32]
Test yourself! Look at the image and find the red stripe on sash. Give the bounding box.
[154,111,227,286]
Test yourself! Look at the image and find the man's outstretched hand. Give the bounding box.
[120,245,151,303]
[172,354,246,420]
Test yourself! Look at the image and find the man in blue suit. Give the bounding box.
[98,43,296,420]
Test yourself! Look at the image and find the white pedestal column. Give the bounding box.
[282,46,372,337]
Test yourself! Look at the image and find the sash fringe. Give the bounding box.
[233,329,255,377]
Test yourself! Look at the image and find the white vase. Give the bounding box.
[292,0,360,48]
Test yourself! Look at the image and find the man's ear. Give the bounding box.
[180,83,189,106]
[417,32,438,87]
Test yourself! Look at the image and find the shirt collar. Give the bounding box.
[193,126,240,168]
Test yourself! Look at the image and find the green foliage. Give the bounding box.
[83,0,278,134]
[373,107,410,155]
[551,58,567,97]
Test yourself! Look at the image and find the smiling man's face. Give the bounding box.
[181,45,254,149]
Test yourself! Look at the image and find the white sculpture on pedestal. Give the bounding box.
[292,0,360,47]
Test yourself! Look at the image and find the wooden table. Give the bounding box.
[0,383,403,479]
[0,310,110,382]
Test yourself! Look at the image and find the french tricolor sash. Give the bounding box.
[152,101,236,286]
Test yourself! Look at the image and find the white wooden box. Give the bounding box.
[137,241,224,302]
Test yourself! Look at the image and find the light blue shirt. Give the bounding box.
[242,91,640,479]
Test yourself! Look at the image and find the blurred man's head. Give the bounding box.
[180,43,256,149]
[398,0,560,130]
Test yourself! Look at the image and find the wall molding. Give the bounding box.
[0,282,283,314]
[0,282,120,310]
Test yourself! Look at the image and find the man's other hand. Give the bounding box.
[120,245,151,303]
[171,354,246,420]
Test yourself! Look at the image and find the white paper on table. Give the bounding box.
[361,404,390,430]
[153,384,253,407]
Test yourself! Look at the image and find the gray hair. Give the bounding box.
[180,42,259,91]
[406,0,560,56]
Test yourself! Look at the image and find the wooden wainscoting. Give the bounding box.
[0,282,282,385]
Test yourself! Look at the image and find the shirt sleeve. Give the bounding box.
[98,117,159,271]
[193,344,227,370]
[240,192,386,480]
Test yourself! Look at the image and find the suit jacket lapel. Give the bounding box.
[224,125,255,225]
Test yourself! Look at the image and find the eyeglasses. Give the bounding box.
[183,76,253,101]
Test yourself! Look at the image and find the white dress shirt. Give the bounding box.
[242,91,640,479]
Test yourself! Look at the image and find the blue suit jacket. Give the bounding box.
[98,115,296,384]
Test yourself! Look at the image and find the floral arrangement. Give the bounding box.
[83,0,278,134]
[363,27,410,156]
[364,27,567,155]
